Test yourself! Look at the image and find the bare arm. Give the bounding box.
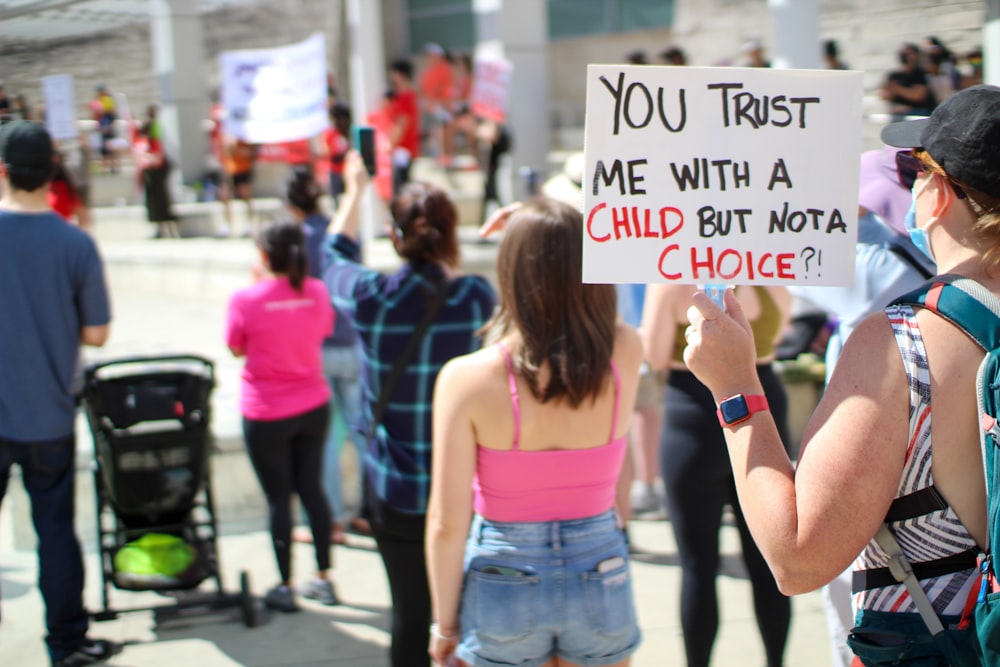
[425,357,479,665]
[389,114,408,149]
[75,204,94,233]
[81,324,109,347]
[640,283,687,372]
[326,151,368,241]
[684,291,908,594]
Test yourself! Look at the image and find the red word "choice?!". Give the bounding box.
[586,202,796,282]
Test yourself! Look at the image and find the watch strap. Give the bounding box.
[716,393,770,427]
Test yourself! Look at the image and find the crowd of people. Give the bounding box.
[1,27,999,667]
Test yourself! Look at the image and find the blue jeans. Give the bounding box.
[322,344,366,523]
[0,434,89,662]
[457,510,641,667]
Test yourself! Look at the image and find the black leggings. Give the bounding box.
[369,499,431,667]
[243,403,332,582]
[660,367,791,667]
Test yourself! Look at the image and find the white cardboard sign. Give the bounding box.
[41,74,79,141]
[582,65,864,286]
[219,33,329,144]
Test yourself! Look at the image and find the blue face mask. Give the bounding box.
[904,197,934,262]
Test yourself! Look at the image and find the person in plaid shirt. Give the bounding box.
[323,152,495,667]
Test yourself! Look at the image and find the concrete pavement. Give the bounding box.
[0,186,835,666]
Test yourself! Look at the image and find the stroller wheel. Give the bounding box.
[239,571,259,628]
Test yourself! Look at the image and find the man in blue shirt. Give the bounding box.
[0,121,117,667]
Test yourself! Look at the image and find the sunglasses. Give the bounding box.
[894,150,969,201]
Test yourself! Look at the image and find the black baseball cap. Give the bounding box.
[881,85,1000,199]
[0,120,54,171]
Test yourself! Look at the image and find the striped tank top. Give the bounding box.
[853,304,979,616]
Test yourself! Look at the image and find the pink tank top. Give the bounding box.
[472,344,628,522]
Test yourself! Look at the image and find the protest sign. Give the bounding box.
[41,74,78,140]
[470,56,513,124]
[220,33,329,144]
[582,65,864,286]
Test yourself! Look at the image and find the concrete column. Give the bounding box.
[768,0,821,70]
[987,0,1000,86]
[475,0,551,201]
[150,0,208,190]
[347,0,387,256]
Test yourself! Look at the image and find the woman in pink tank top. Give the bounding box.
[426,198,644,667]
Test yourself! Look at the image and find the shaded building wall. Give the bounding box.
[1,0,986,148]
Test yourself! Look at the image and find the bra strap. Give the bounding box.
[610,359,621,440]
[497,343,521,450]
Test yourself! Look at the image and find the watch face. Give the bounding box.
[720,396,750,424]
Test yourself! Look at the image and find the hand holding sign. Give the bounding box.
[682,289,760,400]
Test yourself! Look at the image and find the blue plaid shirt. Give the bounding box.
[323,234,495,514]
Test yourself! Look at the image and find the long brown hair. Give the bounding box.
[482,197,617,407]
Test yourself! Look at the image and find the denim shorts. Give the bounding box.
[456,510,641,667]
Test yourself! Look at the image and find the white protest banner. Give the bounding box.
[220,33,329,143]
[41,74,78,140]
[583,66,864,286]
[470,56,512,124]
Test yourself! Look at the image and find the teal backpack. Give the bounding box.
[887,274,1000,665]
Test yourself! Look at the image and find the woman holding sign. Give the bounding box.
[426,198,644,667]
[642,282,792,667]
[682,86,1000,665]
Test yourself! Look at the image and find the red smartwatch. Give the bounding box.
[716,394,769,427]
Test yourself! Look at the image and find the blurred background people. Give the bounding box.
[642,280,793,667]
[48,151,93,232]
[880,43,935,118]
[219,135,257,238]
[136,105,179,239]
[823,39,848,70]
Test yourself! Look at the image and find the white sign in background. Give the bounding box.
[470,56,513,124]
[220,33,329,144]
[41,74,78,141]
[582,65,864,287]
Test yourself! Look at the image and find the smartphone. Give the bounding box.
[352,125,376,176]
[596,556,626,573]
[481,565,525,577]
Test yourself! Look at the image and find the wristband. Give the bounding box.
[430,622,458,641]
[716,393,769,427]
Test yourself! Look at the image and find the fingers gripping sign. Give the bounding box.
[683,288,759,397]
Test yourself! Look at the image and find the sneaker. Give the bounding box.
[300,578,340,606]
[630,483,661,515]
[52,638,122,667]
[264,584,299,613]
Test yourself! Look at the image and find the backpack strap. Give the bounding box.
[876,275,1000,637]
[892,273,1000,557]
[872,525,947,635]
[891,274,1000,351]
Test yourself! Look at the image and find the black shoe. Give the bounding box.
[264,584,299,613]
[52,638,122,666]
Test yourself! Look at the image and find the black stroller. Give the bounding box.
[81,354,258,627]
